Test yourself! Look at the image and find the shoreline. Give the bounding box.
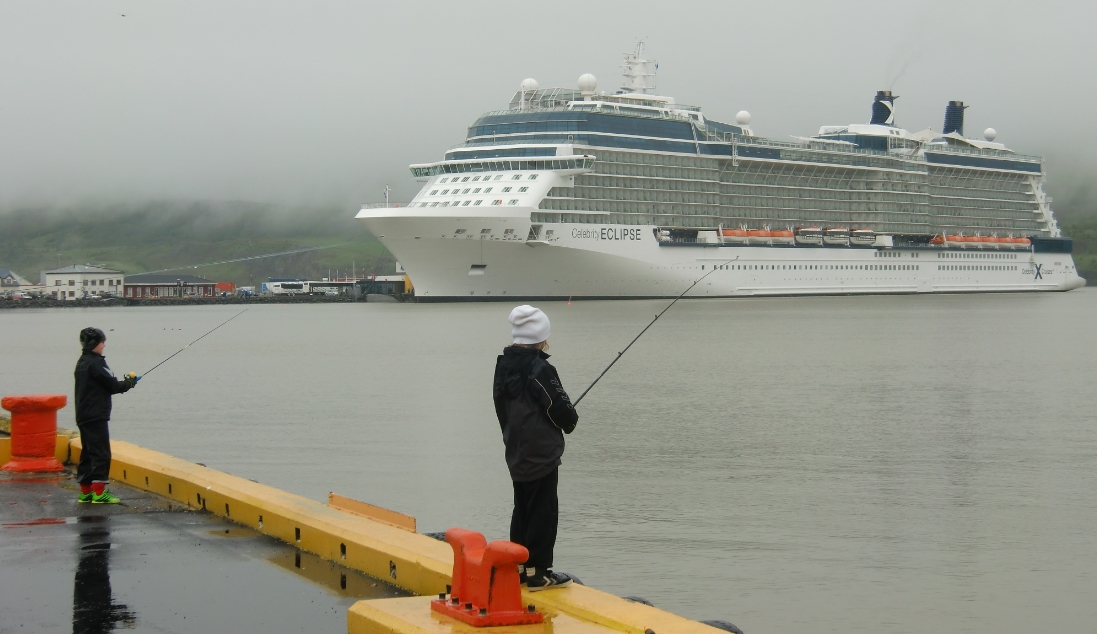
[0,294,410,309]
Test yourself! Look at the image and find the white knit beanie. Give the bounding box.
[509,305,550,345]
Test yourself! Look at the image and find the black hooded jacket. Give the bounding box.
[493,346,578,482]
[74,352,135,424]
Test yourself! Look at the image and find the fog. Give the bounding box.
[1,0,1095,211]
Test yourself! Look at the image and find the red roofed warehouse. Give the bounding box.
[124,274,216,299]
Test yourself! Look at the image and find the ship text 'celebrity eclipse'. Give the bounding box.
[357,43,1084,300]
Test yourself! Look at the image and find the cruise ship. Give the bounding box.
[357,44,1085,300]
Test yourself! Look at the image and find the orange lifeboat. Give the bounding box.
[930,234,946,246]
[771,229,795,245]
[746,229,773,245]
[721,227,750,244]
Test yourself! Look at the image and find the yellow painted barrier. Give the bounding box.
[0,435,68,467]
[348,596,619,634]
[70,437,452,595]
[63,437,726,634]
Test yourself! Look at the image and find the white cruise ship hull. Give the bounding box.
[357,207,1085,300]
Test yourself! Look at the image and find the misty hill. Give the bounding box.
[0,202,394,287]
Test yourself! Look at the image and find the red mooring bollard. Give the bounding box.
[1,394,67,472]
[430,527,544,627]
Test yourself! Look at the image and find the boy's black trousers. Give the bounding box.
[510,467,558,571]
[76,419,112,484]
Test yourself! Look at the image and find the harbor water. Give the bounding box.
[3,290,1096,633]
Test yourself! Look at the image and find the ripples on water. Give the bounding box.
[5,290,1096,633]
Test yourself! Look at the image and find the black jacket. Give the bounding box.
[74,352,134,424]
[493,346,578,482]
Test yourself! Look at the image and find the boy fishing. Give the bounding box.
[74,327,140,504]
[493,305,578,590]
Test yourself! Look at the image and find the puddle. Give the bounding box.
[208,527,260,539]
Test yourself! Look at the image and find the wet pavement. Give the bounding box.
[0,471,409,633]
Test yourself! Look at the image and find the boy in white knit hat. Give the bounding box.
[493,305,578,590]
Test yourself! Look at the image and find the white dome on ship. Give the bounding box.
[520,78,539,92]
[736,110,752,125]
[578,73,597,92]
[984,127,997,141]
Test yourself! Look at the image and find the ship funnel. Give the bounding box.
[870,90,898,126]
[943,100,968,135]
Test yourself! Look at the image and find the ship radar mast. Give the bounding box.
[619,41,657,94]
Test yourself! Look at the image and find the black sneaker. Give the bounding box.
[526,569,573,591]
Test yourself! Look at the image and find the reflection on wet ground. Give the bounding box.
[0,471,408,633]
[73,516,136,633]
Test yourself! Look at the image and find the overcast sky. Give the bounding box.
[1,0,1094,210]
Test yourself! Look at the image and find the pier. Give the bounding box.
[2,418,734,634]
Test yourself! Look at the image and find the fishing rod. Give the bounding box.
[573,257,738,405]
[142,308,249,377]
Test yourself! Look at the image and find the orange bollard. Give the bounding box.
[430,527,543,627]
[1,394,67,473]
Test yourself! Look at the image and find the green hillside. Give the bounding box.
[1060,216,1097,283]
[0,202,394,287]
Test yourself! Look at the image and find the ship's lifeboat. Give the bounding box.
[850,228,876,247]
[746,229,773,245]
[795,226,824,246]
[721,228,750,244]
[946,234,974,247]
[933,234,1032,250]
[771,229,795,245]
[823,227,851,246]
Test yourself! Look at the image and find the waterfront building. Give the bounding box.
[0,269,31,288]
[43,264,124,300]
[124,274,216,299]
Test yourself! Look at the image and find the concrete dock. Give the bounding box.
[2,422,736,634]
[0,471,408,633]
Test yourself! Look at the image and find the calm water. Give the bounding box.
[3,290,1096,633]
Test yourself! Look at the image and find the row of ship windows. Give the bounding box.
[409,200,521,207]
[531,206,1043,231]
[928,169,1034,185]
[727,175,928,189]
[527,212,1045,236]
[571,175,1035,209]
[931,183,1035,199]
[929,207,1037,221]
[938,252,1018,259]
[429,186,529,195]
[732,161,925,181]
[938,265,1017,271]
[590,169,1034,198]
[566,186,1037,214]
[702,263,921,271]
[584,149,719,170]
[435,173,539,184]
[542,197,1043,224]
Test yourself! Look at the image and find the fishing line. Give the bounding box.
[140,243,353,275]
[143,308,249,376]
[572,256,739,405]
